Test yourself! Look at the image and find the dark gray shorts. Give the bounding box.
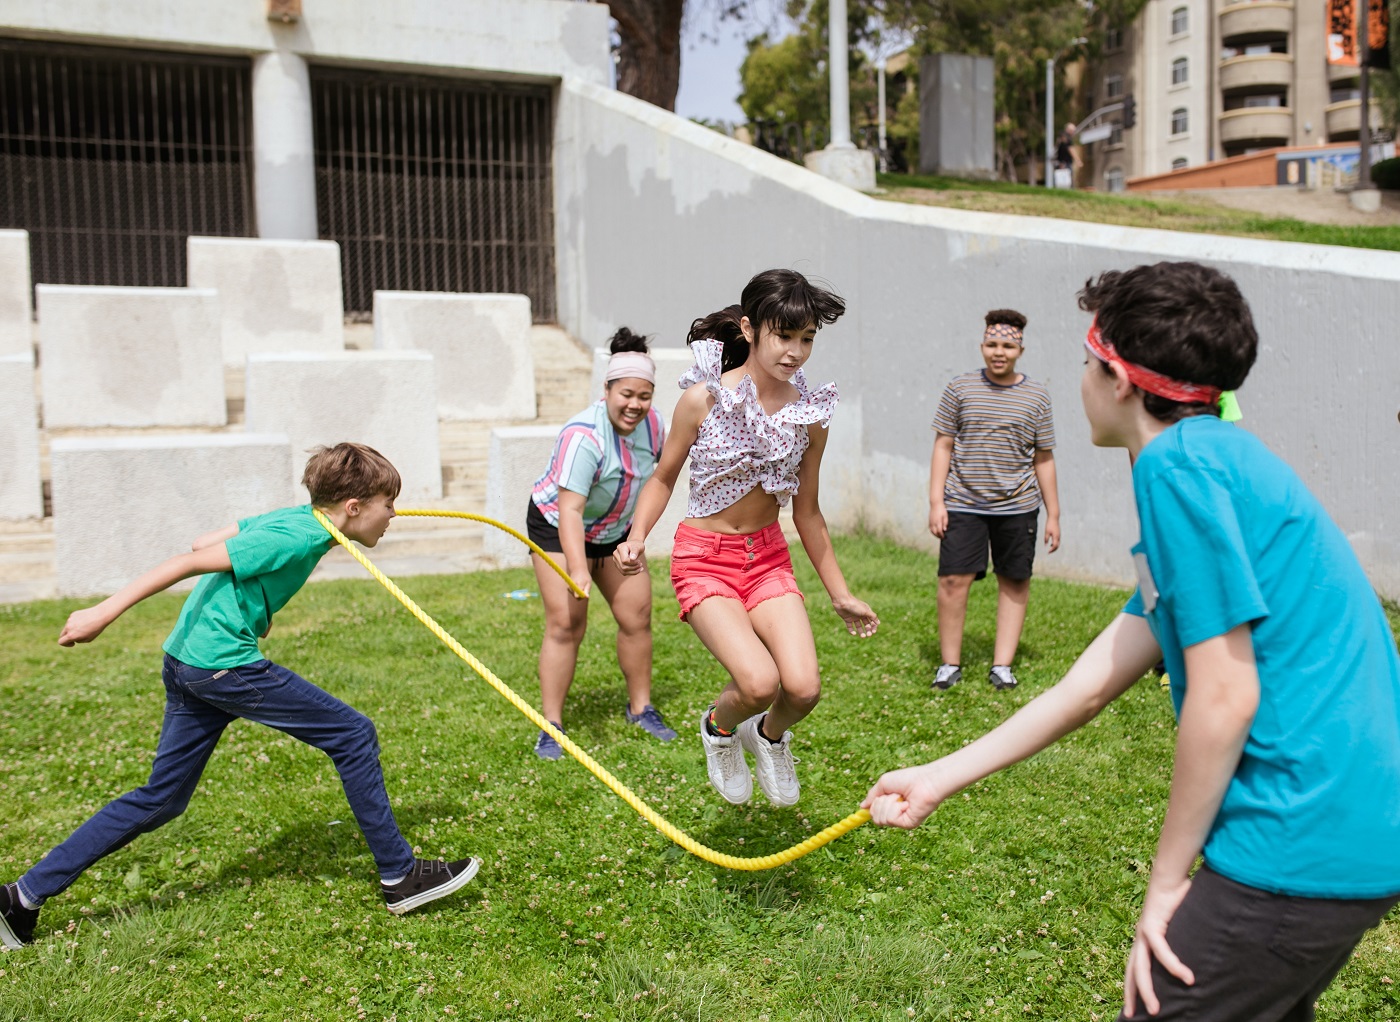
[1116,865,1399,1022]
[937,509,1038,581]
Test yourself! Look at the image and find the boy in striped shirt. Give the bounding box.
[929,309,1060,692]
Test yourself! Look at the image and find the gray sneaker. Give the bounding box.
[989,665,1018,691]
[534,721,565,760]
[738,715,800,807]
[626,704,677,742]
[699,706,752,804]
[0,882,38,949]
[933,664,962,690]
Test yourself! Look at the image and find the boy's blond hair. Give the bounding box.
[302,443,401,506]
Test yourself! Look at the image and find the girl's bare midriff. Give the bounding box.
[683,481,786,536]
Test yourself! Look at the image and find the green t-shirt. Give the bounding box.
[162,505,333,669]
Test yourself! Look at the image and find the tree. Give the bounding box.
[606,0,687,110]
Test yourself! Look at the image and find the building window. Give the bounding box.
[1105,167,1126,192]
[1171,57,1189,86]
[1110,121,1124,145]
[1105,25,1124,51]
[1171,6,1189,35]
[1171,107,1189,134]
[1105,73,1124,100]
[1172,157,1189,170]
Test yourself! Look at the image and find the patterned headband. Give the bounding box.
[985,323,1024,342]
[1084,320,1221,406]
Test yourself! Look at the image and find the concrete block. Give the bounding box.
[483,424,687,568]
[36,285,225,428]
[589,346,696,428]
[804,147,878,192]
[919,53,995,178]
[373,291,535,421]
[0,230,31,358]
[244,351,442,503]
[0,353,42,520]
[187,237,344,366]
[51,434,295,597]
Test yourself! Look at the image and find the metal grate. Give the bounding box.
[0,39,253,291]
[310,66,556,321]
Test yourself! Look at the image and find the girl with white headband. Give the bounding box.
[526,327,676,759]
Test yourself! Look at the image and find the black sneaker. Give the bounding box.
[989,665,1018,691]
[626,704,677,742]
[933,664,962,690]
[0,882,39,949]
[382,857,482,916]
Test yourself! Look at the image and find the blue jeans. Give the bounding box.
[18,655,415,903]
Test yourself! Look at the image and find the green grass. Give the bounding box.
[878,172,1400,252]
[1,535,1397,1020]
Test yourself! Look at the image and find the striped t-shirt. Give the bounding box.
[932,370,1055,514]
[531,400,665,544]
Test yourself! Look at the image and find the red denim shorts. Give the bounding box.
[669,520,804,620]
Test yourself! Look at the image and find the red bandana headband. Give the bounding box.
[1084,320,1221,406]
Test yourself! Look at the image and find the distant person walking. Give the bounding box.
[1053,123,1080,189]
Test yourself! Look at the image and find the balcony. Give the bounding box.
[1219,53,1294,91]
[1219,0,1294,42]
[1219,107,1293,145]
[1328,62,1359,85]
[1325,99,1384,140]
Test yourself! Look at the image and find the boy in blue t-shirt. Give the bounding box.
[864,262,1400,1020]
[0,444,480,949]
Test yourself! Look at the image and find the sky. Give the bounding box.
[673,9,782,124]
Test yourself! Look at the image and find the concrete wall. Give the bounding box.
[187,237,344,365]
[0,0,611,86]
[589,347,698,428]
[918,54,995,178]
[0,353,42,521]
[36,285,225,429]
[244,351,442,504]
[373,292,535,421]
[0,231,31,359]
[50,434,295,597]
[555,78,1400,599]
[484,425,687,568]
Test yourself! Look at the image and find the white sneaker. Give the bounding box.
[738,715,800,807]
[699,706,752,804]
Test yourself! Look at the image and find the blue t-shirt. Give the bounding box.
[1123,416,1400,899]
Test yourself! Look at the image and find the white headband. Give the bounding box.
[605,351,656,385]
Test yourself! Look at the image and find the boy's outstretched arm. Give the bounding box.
[58,543,234,646]
[863,612,1160,827]
[192,523,239,551]
[1033,449,1060,553]
[1123,624,1258,1018]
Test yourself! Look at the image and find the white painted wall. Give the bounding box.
[555,79,1400,598]
[0,0,611,86]
[0,353,42,521]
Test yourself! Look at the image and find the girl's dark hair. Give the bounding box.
[741,269,845,337]
[1078,262,1257,424]
[608,326,650,355]
[985,308,1027,331]
[686,304,746,372]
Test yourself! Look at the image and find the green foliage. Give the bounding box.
[1,540,1396,1019]
[1372,156,1400,190]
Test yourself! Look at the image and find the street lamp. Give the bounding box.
[1044,37,1087,187]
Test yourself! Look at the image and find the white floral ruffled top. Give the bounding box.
[678,338,839,518]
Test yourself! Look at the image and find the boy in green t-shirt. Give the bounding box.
[0,444,479,949]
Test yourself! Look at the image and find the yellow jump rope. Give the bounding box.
[314,507,870,871]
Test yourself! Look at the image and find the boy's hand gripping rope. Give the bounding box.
[314,508,870,871]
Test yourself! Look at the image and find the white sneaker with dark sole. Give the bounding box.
[699,706,752,804]
[382,856,481,915]
[738,715,800,807]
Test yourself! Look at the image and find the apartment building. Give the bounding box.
[1084,0,1381,190]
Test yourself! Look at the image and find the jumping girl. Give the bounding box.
[527,328,676,760]
[613,269,879,807]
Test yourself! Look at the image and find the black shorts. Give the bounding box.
[525,500,626,560]
[937,509,1038,581]
[1116,865,1399,1022]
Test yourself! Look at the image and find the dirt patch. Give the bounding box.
[1146,187,1400,227]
